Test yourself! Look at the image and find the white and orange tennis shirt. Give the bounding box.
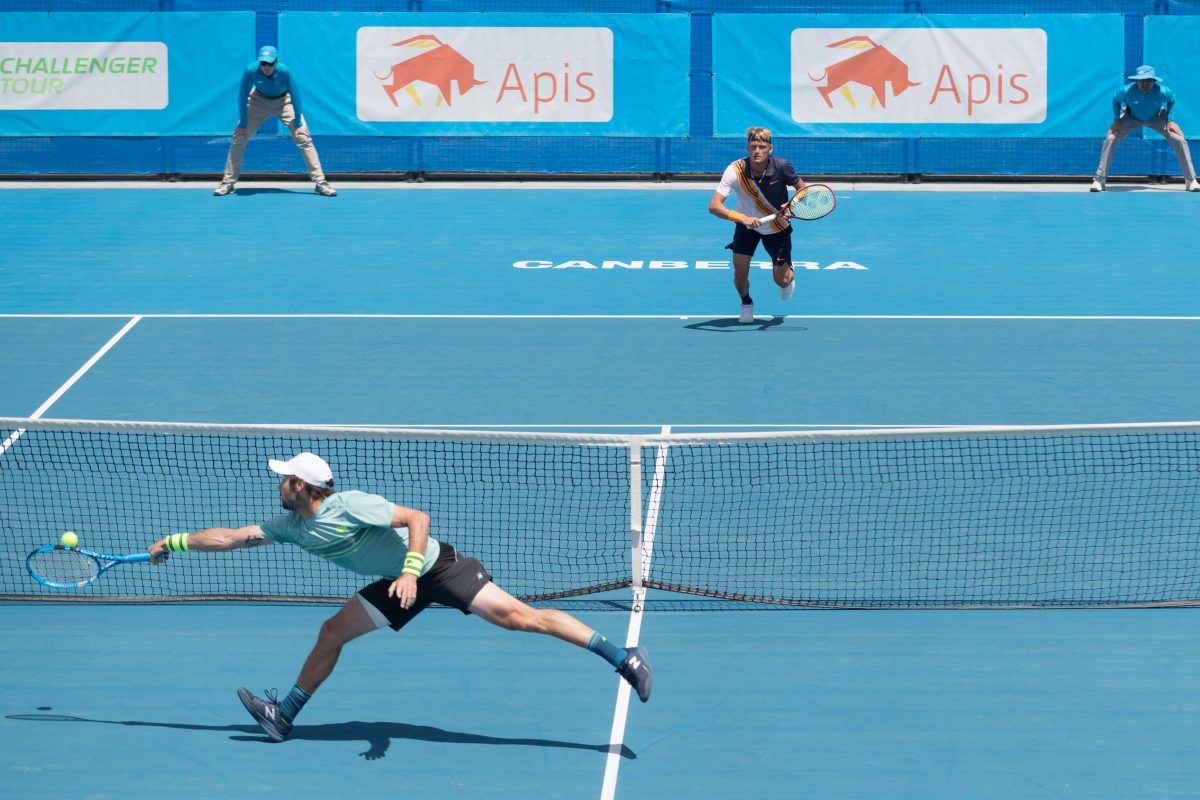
[715,155,801,234]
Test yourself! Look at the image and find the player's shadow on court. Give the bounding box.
[7,712,635,762]
[684,315,799,333]
[231,187,318,197]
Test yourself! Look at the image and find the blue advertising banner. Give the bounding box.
[713,14,1122,138]
[1144,16,1200,134]
[278,12,689,136]
[0,13,254,136]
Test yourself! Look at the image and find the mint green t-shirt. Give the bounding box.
[261,490,440,579]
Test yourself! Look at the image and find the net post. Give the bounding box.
[628,442,645,611]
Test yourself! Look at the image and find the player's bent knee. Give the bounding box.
[318,615,347,642]
[318,608,366,646]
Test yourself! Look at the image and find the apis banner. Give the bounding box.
[357,27,612,123]
[713,14,1122,138]
[792,28,1046,124]
[279,12,689,136]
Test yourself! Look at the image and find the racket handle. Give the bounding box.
[759,213,778,225]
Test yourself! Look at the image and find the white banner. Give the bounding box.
[0,41,167,110]
[356,27,613,123]
[791,28,1046,124]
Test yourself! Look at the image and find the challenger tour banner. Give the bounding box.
[713,14,1123,137]
[278,12,689,135]
[0,12,253,135]
[1144,16,1200,134]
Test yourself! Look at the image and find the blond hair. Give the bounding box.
[745,126,772,144]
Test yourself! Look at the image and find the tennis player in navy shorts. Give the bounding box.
[708,126,808,323]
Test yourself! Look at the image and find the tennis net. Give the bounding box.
[3,418,1200,608]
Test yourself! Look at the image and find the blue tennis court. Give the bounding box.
[3,182,1200,798]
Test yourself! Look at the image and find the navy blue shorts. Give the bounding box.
[357,544,492,631]
[726,224,793,263]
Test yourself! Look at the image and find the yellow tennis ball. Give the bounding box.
[60,531,78,547]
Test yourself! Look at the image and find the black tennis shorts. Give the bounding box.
[357,544,492,631]
[726,224,793,262]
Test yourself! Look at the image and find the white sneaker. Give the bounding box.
[315,181,337,197]
[780,280,795,301]
[1188,179,1200,192]
[213,181,236,196]
[1089,179,1104,193]
[739,303,755,324]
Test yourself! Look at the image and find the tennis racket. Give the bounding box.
[759,184,836,224]
[26,545,160,589]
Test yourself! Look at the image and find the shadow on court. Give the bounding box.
[7,712,635,762]
[684,316,799,333]
[228,187,323,197]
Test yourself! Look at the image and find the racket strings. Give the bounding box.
[29,549,99,585]
[788,187,836,219]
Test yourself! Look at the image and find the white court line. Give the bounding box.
[601,425,671,800]
[2,313,1200,321]
[0,316,141,457]
[312,422,981,430]
[0,179,1181,193]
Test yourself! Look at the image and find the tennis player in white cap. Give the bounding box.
[147,451,652,743]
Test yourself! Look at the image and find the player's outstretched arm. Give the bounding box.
[149,525,269,562]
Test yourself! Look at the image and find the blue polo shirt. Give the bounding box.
[238,62,306,128]
[1113,81,1176,123]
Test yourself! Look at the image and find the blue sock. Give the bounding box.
[587,632,627,669]
[278,684,312,724]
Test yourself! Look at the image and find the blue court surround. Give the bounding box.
[2,187,1199,315]
[3,182,1200,798]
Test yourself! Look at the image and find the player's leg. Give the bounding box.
[237,594,380,741]
[1093,116,1140,191]
[279,96,335,196]
[726,226,759,323]
[468,581,592,645]
[296,594,382,692]
[468,582,653,702]
[764,229,796,300]
[733,253,757,323]
[732,253,754,311]
[219,92,271,192]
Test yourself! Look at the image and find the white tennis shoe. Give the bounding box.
[1089,179,1104,192]
[739,303,755,324]
[213,181,236,197]
[1188,178,1200,192]
[780,280,795,301]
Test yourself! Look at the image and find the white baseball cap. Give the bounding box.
[268,452,333,488]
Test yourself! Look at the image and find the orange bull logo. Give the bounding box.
[808,35,919,109]
[373,34,486,107]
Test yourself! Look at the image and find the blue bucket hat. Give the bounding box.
[1127,65,1161,82]
[257,45,279,65]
